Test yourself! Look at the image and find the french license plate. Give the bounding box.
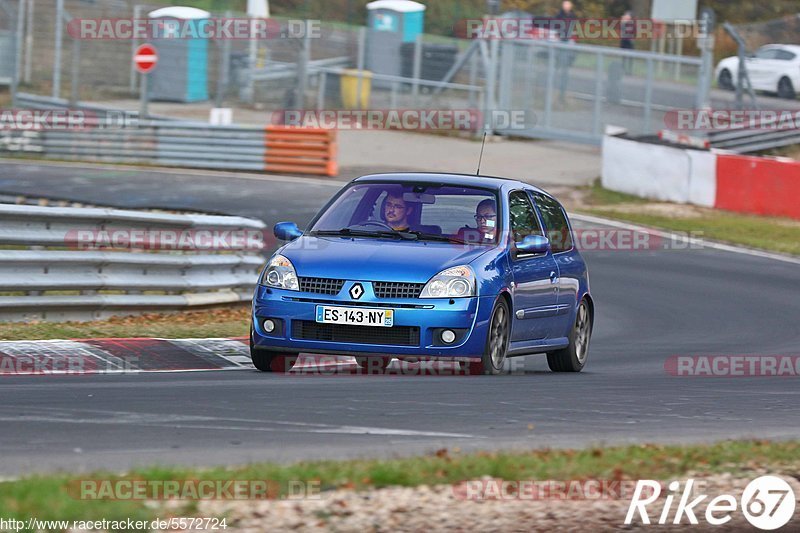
[315,306,394,327]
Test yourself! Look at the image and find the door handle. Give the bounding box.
[549,271,558,283]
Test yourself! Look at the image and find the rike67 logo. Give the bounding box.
[625,476,796,530]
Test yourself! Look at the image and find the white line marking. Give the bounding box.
[308,426,476,437]
[571,212,800,266]
[0,411,478,439]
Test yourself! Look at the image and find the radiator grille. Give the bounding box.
[373,282,425,299]
[292,321,420,346]
[298,277,345,295]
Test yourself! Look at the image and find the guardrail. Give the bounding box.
[0,203,268,322]
[0,119,339,176]
[708,125,800,154]
[247,57,352,83]
[660,117,800,155]
[11,92,174,121]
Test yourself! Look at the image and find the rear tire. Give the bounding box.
[778,77,796,100]
[250,327,296,372]
[476,298,511,375]
[547,299,592,373]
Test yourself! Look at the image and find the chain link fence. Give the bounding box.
[495,39,702,142]
[0,0,20,87]
[2,0,717,146]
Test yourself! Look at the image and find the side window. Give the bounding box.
[531,192,573,253]
[776,50,796,61]
[755,48,778,60]
[508,190,543,244]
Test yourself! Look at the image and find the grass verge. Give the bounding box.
[0,306,250,341]
[578,182,800,256]
[1,440,798,531]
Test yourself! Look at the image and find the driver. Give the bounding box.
[382,191,414,231]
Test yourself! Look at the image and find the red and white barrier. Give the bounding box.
[715,155,800,219]
[602,134,800,220]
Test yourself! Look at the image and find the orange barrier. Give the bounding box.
[264,126,338,177]
[716,154,800,219]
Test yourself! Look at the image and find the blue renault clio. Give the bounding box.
[251,173,593,375]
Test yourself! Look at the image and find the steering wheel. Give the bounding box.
[355,220,395,231]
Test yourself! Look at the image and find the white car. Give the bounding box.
[715,44,800,99]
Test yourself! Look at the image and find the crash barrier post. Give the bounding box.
[0,203,268,322]
[264,126,338,177]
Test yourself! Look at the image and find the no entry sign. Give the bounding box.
[133,44,158,74]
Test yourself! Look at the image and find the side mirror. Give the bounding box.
[274,221,302,241]
[516,235,550,254]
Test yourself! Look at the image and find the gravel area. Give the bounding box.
[199,471,800,532]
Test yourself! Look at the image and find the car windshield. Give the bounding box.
[309,182,500,245]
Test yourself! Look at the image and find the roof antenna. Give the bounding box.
[476,131,487,176]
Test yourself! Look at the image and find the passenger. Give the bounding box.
[457,199,497,243]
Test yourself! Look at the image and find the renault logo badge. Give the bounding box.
[349,283,364,300]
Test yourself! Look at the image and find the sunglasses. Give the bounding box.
[474,214,497,222]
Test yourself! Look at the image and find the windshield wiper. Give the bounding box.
[311,228,417,240]
[408,231,465,244]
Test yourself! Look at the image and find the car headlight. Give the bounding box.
[420,265,476,298]
[260,254,299,291]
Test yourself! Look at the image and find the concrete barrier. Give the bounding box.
[601,135,716,207]
[716,155,800,219]
[602,131,800,220]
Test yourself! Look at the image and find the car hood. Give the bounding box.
[279,235,494,283]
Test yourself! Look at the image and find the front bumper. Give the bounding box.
[251,284,495,359]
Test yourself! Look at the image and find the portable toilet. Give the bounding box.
[147,6,210,102]
[365,0,425,85]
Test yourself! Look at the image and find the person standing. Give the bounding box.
[620,10,635,74]
[555,1,578,104]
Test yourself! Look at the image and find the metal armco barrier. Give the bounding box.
[0,204,267,322]
[1,101,338,177]
[265,125,338,176]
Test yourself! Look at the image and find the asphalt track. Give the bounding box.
[1,160,799,476]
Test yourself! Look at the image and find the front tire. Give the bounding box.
[717,69,734,90]
[778,77,796,100]
[250,327,297,372]
[477,298,511,375]
[547,299,592,373]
